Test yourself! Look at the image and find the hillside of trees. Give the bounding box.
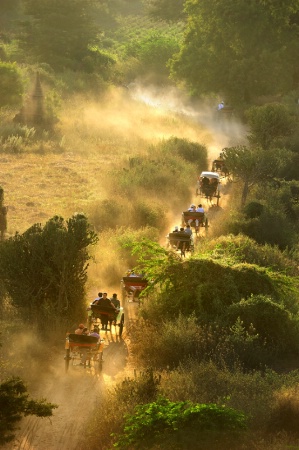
[1,1,299,449]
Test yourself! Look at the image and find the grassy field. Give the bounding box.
[2,89,215,236]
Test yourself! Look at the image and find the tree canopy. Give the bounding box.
[170,0,299,103]
[144,0,186,22]
[21,0,100,70]
[222,145,291,205]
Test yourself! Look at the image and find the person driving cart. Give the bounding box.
[97,293,116,331]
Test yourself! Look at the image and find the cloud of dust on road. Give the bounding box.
[59,84,248,292]
[60,86,217,155]
[127,83,248,160]
[59,83,247,173]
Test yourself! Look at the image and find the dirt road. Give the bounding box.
[4,301,141,450]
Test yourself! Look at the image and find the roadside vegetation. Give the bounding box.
[1,0,299,449]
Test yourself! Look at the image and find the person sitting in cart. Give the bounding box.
[80,327,90,367]
[110,293,120,310]
[173,226,179,232]
[202,177,209,187]
[188,204,196,212]
[92,292,102,305]
[209,177,218,194]
[196,204,204,213]
[90,326,101,340]
[184,224,192,236]
[75,323,85,335]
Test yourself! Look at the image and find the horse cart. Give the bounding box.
[64,333,104,373]
[87,304,124,336]
[167,231,194,257]
[121,276,148,302]
[181,211,208,235]
[196,171,221,205]
[211,156,229,177]
[217,105,234,119]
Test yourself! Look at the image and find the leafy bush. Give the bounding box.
[138,257,285,321]
[129,315,237,370]
[124,31,180,79]
[113,397,247,449]
[113,369,161,405]
[129,311,289,371]
[89,198,124,231]
[130,239,299,325]
[0,61,23,107]
[227,207,297,250]
[82,46,116,76]
[160,136,208,167]
[133,201,166,229]
[225,295,299,355]
[246,103,296,149]
[110,151,193,204]
[243,201,264,218]
[200,234,299,276]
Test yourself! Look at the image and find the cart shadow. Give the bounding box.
[101,334,129,378]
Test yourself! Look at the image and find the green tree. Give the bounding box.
[170,0,299,103]
[0,62,23,108]
[222,145,291,205]
[22,0,100,70]
[246,103,296,149]
[0,377,57,444]
[144,0,186,22]
[0,214,98,330]
[125,31,180,79]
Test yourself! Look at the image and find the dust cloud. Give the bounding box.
[60,83,247,158]
[75,83,247,290]
[127,82,247,159]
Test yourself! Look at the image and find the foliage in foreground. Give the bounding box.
[82,361,299,450]
[0,377,57,444]
[112,396,247,449]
